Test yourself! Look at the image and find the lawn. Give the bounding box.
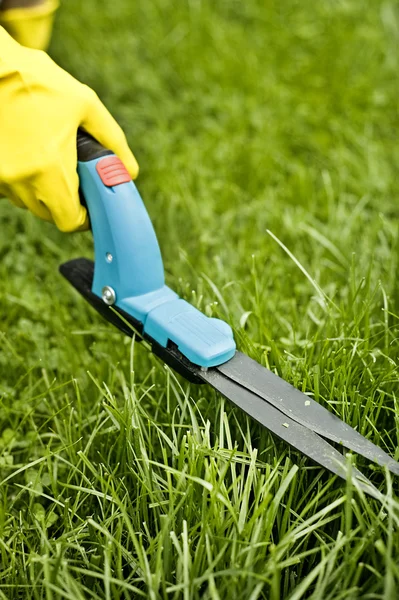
[1,0,399,598]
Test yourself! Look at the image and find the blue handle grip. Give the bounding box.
[78,158,165,299]
[77,134,236,369]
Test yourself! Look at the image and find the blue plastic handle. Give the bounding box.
[78,159,165,298]
[77,155,236,368]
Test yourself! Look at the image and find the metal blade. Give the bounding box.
[200,366,380,498]
[216,352,399,476]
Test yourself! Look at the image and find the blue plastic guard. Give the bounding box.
[78,157,236,368]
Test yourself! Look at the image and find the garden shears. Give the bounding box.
[60,131,399,498]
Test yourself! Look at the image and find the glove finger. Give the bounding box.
[5,138,88,232]
[11,181,54,221]
[27,143,89,232]
[38,168,89,232]
[8,195,29,209]
[80,89,139,179]
[0,184,26,208]
[9,176,88,232]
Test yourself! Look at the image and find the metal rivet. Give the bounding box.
[106,253,113,263]
[102,286,116,306]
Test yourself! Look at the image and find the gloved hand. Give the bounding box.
[0,0,59,51]
[0,28,139,232]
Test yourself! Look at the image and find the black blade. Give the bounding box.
[59,258,389,497]
[200,367,380,498]
[216,352,399,476]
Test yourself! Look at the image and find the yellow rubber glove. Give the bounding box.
[0,28,139,232]
[0,0,58,51]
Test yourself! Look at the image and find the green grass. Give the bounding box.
[1,0,399,597]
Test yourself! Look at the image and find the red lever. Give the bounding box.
[96,156,131,187]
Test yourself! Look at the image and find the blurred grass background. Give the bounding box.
[1,0,399,598]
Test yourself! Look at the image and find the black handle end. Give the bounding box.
[77,129,113,162]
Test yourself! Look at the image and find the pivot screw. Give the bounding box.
[102,286,116,306]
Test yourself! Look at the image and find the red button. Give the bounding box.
[96,156,132,187]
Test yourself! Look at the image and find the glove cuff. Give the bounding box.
[0,0,59,51]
